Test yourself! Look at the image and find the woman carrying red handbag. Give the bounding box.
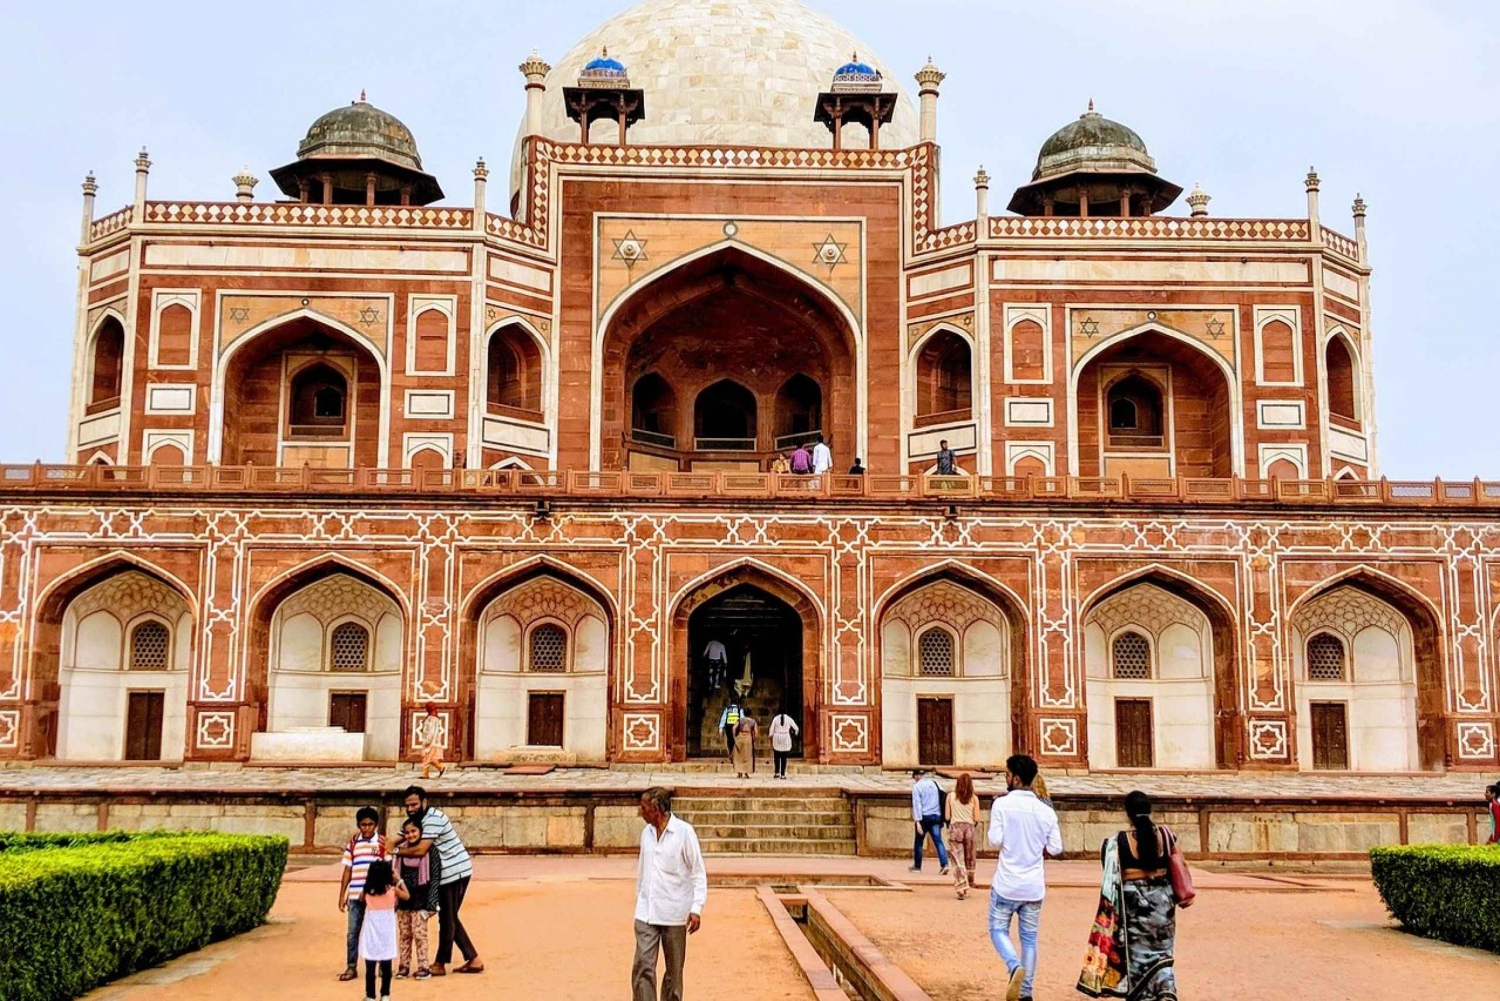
[1078,790,1189,1000]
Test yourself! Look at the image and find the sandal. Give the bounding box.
[338,967,358,982]
[455,960,486,974]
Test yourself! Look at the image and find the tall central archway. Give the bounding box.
[599,246,859,472]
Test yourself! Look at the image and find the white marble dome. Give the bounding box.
[510,0,920,192]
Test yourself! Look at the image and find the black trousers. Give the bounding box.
[365,960,391,997]
[436,876,476,965]
[773,750,791,777]
[723,724,736,758]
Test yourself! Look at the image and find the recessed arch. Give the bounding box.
[593,240,865,469]
[208,307,390,465]
[1070,323,1243,476]
[1324,326,1362,425]
[484,318,547,419]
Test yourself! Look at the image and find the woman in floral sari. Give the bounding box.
[1078,791,1186,1000]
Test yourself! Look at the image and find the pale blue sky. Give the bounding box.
[1,1,1494,476]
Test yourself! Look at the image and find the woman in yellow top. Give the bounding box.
[770,454,791,474]
[944,772,981,899]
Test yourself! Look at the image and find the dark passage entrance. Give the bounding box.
[685,584,803,759]
[124,690,164,761]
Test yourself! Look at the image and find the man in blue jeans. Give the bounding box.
[987,754,1062,1001]
[907,769,949,873]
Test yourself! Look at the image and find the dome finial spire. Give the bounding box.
[359,88,366,103]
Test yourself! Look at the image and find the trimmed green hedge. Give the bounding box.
[0,832,288,1001]
[0,829,221,853]
[1371,844,1500,953]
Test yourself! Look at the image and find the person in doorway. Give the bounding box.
[789,443,813,475]
[732,709,758,778]
[945,772,980,899]
[769,705,799,779]
[415,703,446,780]
[1484,783,1500,843]
[397,786,480,977]
[338,806,388,982]
[1078,791,1188,1000]
[633,787,707,1001]
[358,859,408,1001]
[811,434,833,475]
[703,637,729,691]
[718,702,741,760]
[395,816,441,979]
[935,439,957,476]
[848,457,865,475]
[909,769,949,874]
[988,754,1062,1001]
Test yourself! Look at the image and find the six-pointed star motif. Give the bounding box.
[1079,316,1101,337]
[611,230,648,267]
[1204,316,1226,339]
[358,305,381,326]
[812,234,848,269]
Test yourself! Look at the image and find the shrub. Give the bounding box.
[0,832,288,1001]
[0,828,220,853]
[1371,843,1500,953]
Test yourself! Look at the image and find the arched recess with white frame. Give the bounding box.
[1083,580,1220,770]
[468,569,610,762]
[261,571,405,760]
[56,570,194,761]
[479,317,551,466]
[877,568,1027,768]
[1290,584,1420,771]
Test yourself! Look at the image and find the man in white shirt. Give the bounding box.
[633,787,708,1001]
[987,754,1062,1001]
[810,434,833,475]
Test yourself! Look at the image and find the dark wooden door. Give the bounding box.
[1310,702,1349,770]
[124,691,164,761]
[329,692,367,733]
[1115,699,1154,768]
[528,692,565,747]
[917,697,954,766]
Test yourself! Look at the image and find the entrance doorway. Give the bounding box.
[124,691,164,761]
[685,584,803,759]
[528,692,565,747]
[1115,698,1154,768]
[1310,701,1349,770]
[917,697,954,766]
[329,692,368,734]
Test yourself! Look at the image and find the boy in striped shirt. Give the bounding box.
[398,785,481,977]
[338,806,388,982]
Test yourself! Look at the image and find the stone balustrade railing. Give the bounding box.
[3,464,1496,509]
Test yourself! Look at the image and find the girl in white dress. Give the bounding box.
[359,860,409,1001]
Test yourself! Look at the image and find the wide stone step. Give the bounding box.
[675,810,851,826]
[692,823,855,840]
[698,837,858,855]
[672,797,850,812]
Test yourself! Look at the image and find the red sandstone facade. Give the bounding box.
[4,3,1486,774]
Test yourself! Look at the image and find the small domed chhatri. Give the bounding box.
[578,47,630,87]
[831,53,883,94]
[270,92,443,206]
[1007,100,1181,217]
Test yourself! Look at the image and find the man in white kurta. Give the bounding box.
[633,787,708,1001]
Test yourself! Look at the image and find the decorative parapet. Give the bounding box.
[5,464,1497,511]
[1320,226,1359,261]
[988,215,1315,242]
[140,201,474,229]
[88,206,132,242]
[919,221,976,253]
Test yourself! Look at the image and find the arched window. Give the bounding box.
[917,628,954,676]
[774,374,823,447]
[631,373,679,447]
[487,326,542,416]
[128,620,170,670]
[1111,631,1152,679]
[528,624,567,672]
[1306,632,1347,681]
[89,317,125,410]
[916,331,972,420]
[1105,374,1164,448]
[1326,336,1358,424]
[329,621,370,671]
[694,380,757,450]
[288,363,348,437]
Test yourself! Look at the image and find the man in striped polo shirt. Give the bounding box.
[398,786,482,976]
[337,806,387,982]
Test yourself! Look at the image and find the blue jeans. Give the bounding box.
[912,816,948,868]
[989,893,1042,997]
[345,897,366,968]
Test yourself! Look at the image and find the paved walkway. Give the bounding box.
[0,762,1486,801]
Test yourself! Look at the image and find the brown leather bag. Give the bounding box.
[1162,825,1197,907]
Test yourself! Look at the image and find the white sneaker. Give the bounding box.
[1005,966,1026,1001]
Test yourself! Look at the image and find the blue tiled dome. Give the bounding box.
[835,59,876,77]
[582,49,628,77]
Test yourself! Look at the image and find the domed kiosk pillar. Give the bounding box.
[816,54,898,151]
[915,57,945,144]
[268,93,443,207]
[563,48,645,146]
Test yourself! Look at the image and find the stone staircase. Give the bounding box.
[672,790,857,855]
[696,687,786,759]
